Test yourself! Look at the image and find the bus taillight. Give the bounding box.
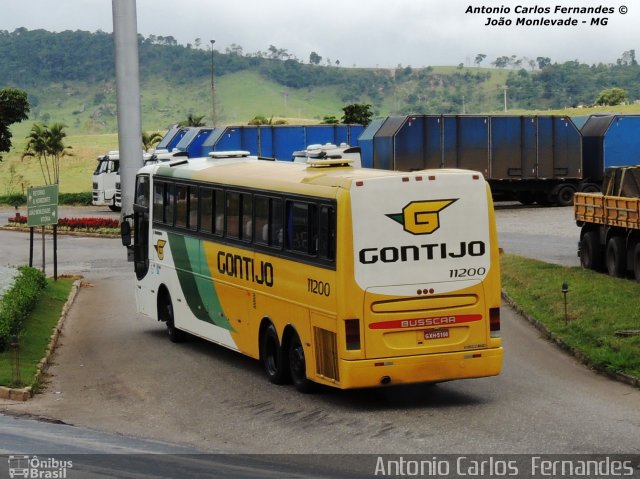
[345,319,361,350]
[489,307,501,338]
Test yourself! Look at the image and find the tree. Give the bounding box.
[617,49,637,66]
[321,115,339,125]
[309,51,322,65]
[247,115,287,125]
[341,103,372,125]
[0,88,30,161]
[474,54,487,67]
[22,122,72,185]
[595,87,628,106]
[179,114,206,127]
[492,56,510,69]
[536,56,552,69]
[142,131,164,151]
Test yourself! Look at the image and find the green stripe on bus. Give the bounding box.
[168,232,234,331]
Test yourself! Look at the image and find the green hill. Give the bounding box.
[2,29,640,194]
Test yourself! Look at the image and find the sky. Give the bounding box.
[1,0,637,68]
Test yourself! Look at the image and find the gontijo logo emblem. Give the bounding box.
[386,199,457,235]
[154,239,167,260]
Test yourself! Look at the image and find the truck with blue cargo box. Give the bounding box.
[359,114,640,207]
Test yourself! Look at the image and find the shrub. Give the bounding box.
[59,192,92,205]
[0,194,26,207]
[0,266,47,351]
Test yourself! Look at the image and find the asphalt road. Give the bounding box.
[1,204,638,457]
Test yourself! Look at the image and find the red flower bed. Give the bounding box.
[8,215,119,229]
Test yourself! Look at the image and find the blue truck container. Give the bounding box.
[200,124,364,160]
[155,126,187,151]
[581,115,640,182]
[359,114,584,205]
[174,127,215,158]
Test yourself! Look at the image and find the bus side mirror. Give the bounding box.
[121,219,132,246]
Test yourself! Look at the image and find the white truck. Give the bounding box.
[92,150,154,211]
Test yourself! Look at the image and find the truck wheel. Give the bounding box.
[580,183,600,194]
[554,184,577,207]
[580,231,602,271]
[633,243,640,282]
[606,236,626,278]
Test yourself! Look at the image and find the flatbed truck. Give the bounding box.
[575,166,640,280]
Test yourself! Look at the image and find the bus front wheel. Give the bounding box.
[260,324,288,384]
[288,331,314,393]
[159,291,186,343]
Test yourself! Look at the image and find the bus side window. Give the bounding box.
[286,201,317,255]
[254,196,270,245]
[213,189,224,236]
[226,191,241,239]
[241,192,252,242]
[153,182,164,222]
[271,199,283,248]
[164,183,175,226]
[188,186,198,231]
[175,184,188,228]
[200,187,213,233]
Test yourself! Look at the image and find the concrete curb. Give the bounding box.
[0,278,82,401]
[502,290,640,390]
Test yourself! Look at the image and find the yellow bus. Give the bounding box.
[122,152,503,391]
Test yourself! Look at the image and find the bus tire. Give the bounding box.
[580,230,602,271]
[260,324,288,385]
[288,331,314,393]
[606,236,626,278]
[632,243,640,282]
[159,291,186,343]
[109,203,121,212]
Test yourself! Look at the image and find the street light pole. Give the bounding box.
[502,85,508,112]
[210,39,216,127]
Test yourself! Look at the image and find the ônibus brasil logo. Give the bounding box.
[386,199,457,235]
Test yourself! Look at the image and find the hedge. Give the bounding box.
[0,192,92,206]
[0,266,47,351]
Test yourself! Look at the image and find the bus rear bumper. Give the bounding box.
[335,347,503,389]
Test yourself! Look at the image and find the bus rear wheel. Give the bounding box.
[260,324,288,384]
[288,331,314,393]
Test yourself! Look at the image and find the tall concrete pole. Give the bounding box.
[112,0,142,220]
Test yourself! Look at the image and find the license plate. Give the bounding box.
[424,329,449,340]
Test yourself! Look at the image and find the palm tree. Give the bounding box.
[178,114,206,127]
[22,123,51,184]
[21,122,72,185]
[142,131,164,151]
[47,122,73,184]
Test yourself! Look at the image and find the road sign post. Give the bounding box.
[27,185,59,279]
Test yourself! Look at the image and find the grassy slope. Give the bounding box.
[3,67,640,194]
